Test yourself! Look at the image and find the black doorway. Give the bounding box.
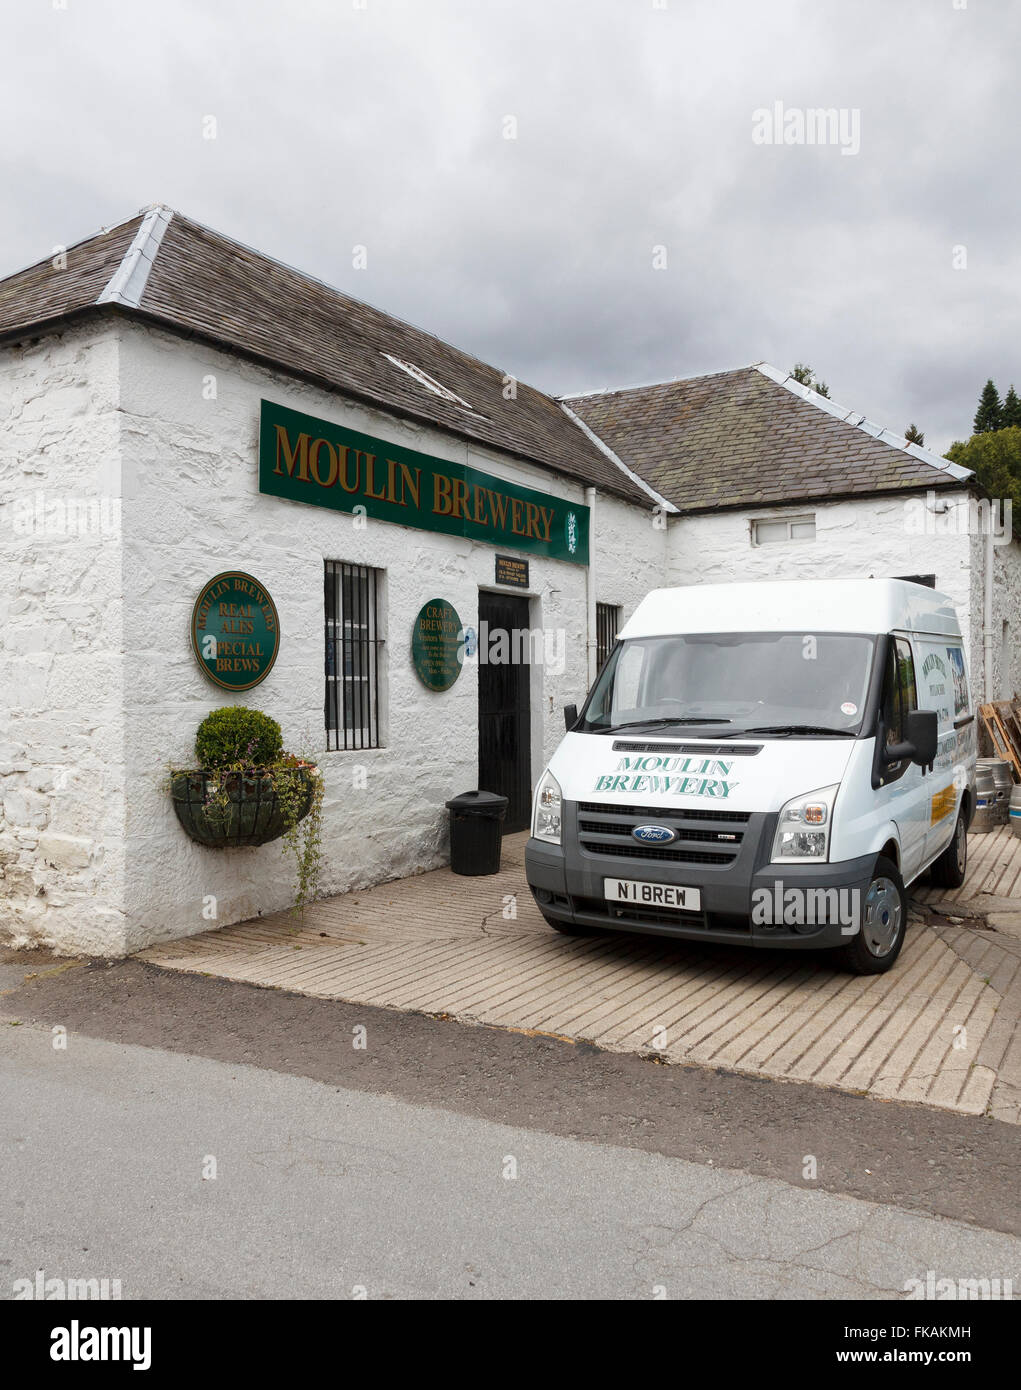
[478,592,532,833]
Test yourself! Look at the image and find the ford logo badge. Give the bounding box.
[632,824,677,844]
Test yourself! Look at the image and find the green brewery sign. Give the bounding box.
[259,400,589,566]
[412,598,463,692]
[191,571,280,691]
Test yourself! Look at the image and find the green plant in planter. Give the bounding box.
[169,707,324,914]
[195,705,283,768]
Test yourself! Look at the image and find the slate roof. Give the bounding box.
[0,205,650,505]
[0,206,973,516]
[563,364,972,515]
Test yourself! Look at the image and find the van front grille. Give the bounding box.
[579,819,741,844]
[581,841,734,865]
[575,801,750,866]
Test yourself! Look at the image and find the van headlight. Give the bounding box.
[533,769,562,844]
[771,785,837,862]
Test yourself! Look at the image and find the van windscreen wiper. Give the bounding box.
[719,724,853,738]
[597,716,732,734]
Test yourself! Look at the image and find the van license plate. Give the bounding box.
[604,878,701,911]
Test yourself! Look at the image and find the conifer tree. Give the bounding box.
[790,364,830,398]
[974,379,1003,433]
[1002,385,1021,429]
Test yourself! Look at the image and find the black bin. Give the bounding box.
[445,790,509,875]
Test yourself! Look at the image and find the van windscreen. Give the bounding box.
[581,631,877,736]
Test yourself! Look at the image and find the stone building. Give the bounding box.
[1,204,1016,955]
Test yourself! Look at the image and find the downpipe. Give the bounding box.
[585,486,597,686]
[984,525,994,702]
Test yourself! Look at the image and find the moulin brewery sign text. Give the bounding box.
[191,571,280,691]
[259,400,589,565]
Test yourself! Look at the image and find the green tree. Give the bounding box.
[790,363,830,398]
[973,379,1003,433]
[945,427,1021,539]
[905,423,925,446]
[1002,385,1021,429]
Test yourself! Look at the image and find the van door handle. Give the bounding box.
[953,714,974,729]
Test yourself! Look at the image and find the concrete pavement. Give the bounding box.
[2,1021,1018,1300]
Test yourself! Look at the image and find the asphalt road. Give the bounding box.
[1,966,1020,1298]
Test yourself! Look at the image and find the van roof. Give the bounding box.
[620,578,962,640]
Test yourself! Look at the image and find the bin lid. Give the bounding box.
[445,789,510,813]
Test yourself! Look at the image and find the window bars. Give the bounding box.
[596,602,620,671]
[325,561,383,750]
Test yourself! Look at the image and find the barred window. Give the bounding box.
[325,561,384,750]
[596,602,621,670]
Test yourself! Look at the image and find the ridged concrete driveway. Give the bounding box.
[138,829,1021,1123]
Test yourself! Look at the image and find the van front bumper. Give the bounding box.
[525,835,877,951]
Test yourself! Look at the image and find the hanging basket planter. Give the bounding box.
[167,707,325,913]
[170,767,317,849]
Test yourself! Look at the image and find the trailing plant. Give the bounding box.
[273,747,325,915]
[167,708,324,914]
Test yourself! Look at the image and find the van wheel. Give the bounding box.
[838,856,907,975]
[541,912,601,936]
[929,808,968,889]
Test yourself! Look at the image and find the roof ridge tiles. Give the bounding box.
[97,205,174,308]
[561,364,756,401]
[161,210,541,399]
[566,360,977,515]
[753,364,973,483]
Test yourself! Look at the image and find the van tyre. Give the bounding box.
[838,856,907,975]
[929,807,968,889]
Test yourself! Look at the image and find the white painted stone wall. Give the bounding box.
[0,325,129,954]
[970,526,1021,711]
[113,321,666,952]
[666,492,981,683]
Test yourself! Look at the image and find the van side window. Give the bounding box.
[884,638,918,749]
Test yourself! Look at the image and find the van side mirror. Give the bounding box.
[884,708,938,768]
[564,703,578,731]
[905,709,938,767]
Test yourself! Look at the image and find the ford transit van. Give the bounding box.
[526,578,976,974]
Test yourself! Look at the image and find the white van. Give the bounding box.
[526,578,977,974]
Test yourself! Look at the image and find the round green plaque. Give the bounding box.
[412,598,463,692]
[191,571,280,691]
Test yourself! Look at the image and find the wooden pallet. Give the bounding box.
[979,701,1021,779]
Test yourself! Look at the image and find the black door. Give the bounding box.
[478,592,532,833]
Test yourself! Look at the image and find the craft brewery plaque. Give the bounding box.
[191,571,280,691]
[412,598,463,692]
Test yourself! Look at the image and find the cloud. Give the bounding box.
[1,0,1018,453]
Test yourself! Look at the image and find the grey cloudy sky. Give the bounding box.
[3,0,1019,452]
